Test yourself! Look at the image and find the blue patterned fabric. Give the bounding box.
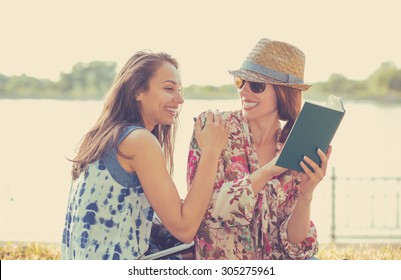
[61,125,155,260]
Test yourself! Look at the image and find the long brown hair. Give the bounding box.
[71,51,179,180]
[274,85,302,143]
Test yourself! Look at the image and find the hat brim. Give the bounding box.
[228,69,311,91]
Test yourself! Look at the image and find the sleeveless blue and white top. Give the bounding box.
[61,125,154,260]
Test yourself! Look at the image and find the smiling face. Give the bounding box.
[135,61,183,130]
[239,81,278,123]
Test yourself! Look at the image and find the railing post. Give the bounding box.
[396,190,400,229]
[370,193,375,228]
[331,167,336,244]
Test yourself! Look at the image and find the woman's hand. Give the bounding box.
[250,153,288,194]
[298,146,332,201]
[263,153,288,178]
[194,110,229,157]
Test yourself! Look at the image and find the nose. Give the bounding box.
[174,91,184,104]
[239,81,252,97]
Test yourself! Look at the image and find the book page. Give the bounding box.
[326,95,344,112]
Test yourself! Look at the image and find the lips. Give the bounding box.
[165,106,179,116]
[242,100,259,110]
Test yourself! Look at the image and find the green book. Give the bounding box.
[276,95,345,172]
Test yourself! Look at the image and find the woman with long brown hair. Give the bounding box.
[61,50,228,259]
[187,38,331,259]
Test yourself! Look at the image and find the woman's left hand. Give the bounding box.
[297,146,332,200]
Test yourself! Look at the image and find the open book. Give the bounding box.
[139,215,194,260]
[276,95,345,172]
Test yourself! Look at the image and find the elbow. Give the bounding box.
[169,224,197,244]
[287,228,309,244]
[288,235,307,244]
[177,236,195,244]
[174,230,196,244]
[163,219,199,244]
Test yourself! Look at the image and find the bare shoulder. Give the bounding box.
[118,128,161,157]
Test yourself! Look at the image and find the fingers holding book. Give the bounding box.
[298,146,332,196]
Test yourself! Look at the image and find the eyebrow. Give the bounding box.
[163,80,180,85]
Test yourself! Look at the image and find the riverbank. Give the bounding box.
[1,242,400,260]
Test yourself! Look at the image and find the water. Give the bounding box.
[0,98,400,243]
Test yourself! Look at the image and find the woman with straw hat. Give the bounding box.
[187,38,331,259]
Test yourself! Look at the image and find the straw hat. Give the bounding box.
[228,38,311,91]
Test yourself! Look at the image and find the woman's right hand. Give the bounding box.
[194,110,229,157]
[250,153,288,194]
[262,153,288,178]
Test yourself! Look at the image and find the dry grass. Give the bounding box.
[317,243,401,260]
[1,242,401,260]
[0,242,61,260]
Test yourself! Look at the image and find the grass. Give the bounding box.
[0,242,60,260]
[1,242,400,260]
[317,243,401,260]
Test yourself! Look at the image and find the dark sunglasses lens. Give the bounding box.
[234,77,245,89]
[250,82,266,93]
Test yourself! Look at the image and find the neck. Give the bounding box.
[248,115,279,146]
[142,117,156,131]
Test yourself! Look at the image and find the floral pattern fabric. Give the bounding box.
[187,110,318,260]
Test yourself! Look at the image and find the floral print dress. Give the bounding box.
[187,110,318,260]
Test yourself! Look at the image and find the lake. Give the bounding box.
[0,98,400,243]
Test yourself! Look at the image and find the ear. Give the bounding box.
[135,93,142,102]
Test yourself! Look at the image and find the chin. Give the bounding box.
[242,109,252,120]
[243,111,263,123]
[161,119,175,126]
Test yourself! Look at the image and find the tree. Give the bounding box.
[57,61,116,98]
[367,61,398,96]
[322,73,349,94]
[388,70,401,95]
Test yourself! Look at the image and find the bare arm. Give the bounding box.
[120,112,228,243]
[287,147,332,243]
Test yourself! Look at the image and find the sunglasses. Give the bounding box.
[234,77,266,94]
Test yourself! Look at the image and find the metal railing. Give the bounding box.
[330,167,401,243]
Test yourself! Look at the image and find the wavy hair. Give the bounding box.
[71,51,179,180]
[273,85,302,143]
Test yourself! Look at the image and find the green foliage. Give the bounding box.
[366,62,399,96]
[184,84,238,99]
[388,70,401,95]
[58,61,116,99]
[307,61,401,101]
[0,61,116,99]
[308,74,368,98]
[1,60,401,101]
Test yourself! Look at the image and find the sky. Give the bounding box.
[1,0,401,87]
